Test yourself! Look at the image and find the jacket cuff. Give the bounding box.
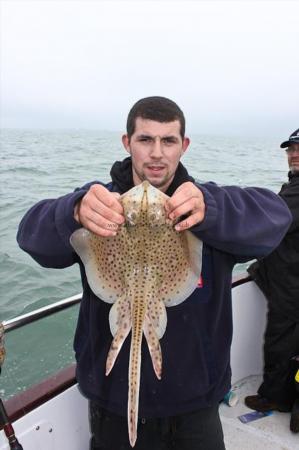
[55,190,88,249]
[191,183,218,232]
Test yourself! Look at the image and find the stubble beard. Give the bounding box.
[290,165,299,174]
[289,159,299,174]
[134,166,173,191]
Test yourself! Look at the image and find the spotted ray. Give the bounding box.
[70,181,203,447]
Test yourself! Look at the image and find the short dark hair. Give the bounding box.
[126,96,185,139]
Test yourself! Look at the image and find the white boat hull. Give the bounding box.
[0,385,89,450]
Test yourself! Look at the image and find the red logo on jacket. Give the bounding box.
[197,275,203,288]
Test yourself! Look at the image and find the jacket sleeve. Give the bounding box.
[16,183,95,268]
[279,182,299,234]
[191,182,292,262]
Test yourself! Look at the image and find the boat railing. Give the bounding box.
[0,293,83,429]
[2,293,82,333]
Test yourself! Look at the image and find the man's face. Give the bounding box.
[286,143,299,173]
[122,118,190,192]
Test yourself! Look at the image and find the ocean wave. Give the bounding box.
[0,167,49,176]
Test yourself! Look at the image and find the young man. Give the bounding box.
[245,129,299,434]
[17,97,292,450]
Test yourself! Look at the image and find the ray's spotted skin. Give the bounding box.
[70,181,203,447]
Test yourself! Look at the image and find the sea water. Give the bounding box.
[0,129,288,399]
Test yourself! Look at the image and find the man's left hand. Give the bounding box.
[165,182,205,231]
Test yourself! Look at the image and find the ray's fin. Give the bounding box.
[106,296,132,375]
[145,296,167,339]
[70,228,126,304]
[143,315,162,380]
[159,230,203,307]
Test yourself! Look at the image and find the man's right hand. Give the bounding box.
[74,184,125,237]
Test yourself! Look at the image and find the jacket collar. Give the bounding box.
[288,171,299,181]
[110,157,194,195]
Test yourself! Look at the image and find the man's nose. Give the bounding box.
[150,137,163,157]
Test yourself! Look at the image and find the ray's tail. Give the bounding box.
[105,291,165,447]
[127,300,145,447]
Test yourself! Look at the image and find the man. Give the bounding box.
[17,97,292,450]
[245,128,299,433]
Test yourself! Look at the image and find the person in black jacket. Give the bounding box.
[245,128,299,433]
[17,97,292,450]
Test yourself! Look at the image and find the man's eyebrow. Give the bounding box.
[136,134,178,140]
[136,134,154,139]
[162,135,179,140]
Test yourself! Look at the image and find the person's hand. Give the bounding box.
[74,184,125,237]
[165,182,205,231]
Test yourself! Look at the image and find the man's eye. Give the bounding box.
[162,138,176,145]
[139,137,151,143]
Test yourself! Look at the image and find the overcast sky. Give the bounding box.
[1,0,298,136]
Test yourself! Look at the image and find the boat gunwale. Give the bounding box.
[0,364,77,428]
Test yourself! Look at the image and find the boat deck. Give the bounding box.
[220,375,298,450]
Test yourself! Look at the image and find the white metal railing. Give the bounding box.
[2,293,82,333]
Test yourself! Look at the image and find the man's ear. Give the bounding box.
[182,137,190,155]
[122,134,131,154]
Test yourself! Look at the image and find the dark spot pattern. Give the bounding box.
[77,181,201,446]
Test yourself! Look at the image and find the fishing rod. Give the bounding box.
[0,323,23,450]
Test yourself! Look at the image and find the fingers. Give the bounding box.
[174,211,204,231]
[88,185,123,216]
[75,184,125,237]
[165,182,205,231]
[74,182,205,236]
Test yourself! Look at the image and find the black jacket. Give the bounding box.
[248,172,299,321]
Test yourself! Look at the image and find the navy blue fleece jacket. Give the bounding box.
[17,173,291,417]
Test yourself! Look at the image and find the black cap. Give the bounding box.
[280,128,299,148]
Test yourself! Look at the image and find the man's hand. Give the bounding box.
[74,184,125,237]
[165,182,205,231]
